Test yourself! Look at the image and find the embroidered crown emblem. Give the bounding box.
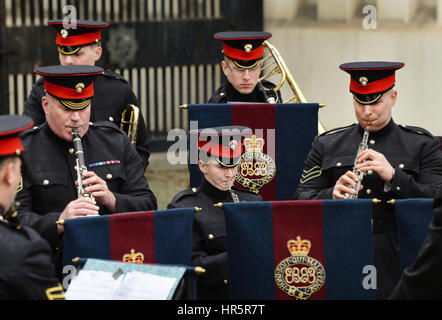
[122,249,144,264]
[244,135,265,153]
[275,235,326,300]
[287,236,311,256]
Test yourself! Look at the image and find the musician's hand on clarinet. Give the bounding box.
[81,171,117,213]
[57,197,99,233]
[332,171,362,199]
[355,149,395,182]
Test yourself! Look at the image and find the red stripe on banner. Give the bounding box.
[109,211,156,264]
[272,200,326,300]
[232,104,276,200]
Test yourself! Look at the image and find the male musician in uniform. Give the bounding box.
[168,126,262,299]
[208,31,281,103]
[16,65,157,257]
[0,114,64,299]
[293,61,442,299]
[23,19,151,171]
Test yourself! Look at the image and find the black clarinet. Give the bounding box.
[72,128,94,200]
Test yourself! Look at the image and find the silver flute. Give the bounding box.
[72,128,94,200]
[345,127,370,199]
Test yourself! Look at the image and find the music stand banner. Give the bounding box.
[187,103,318,200]
[62,208,195,267]
[223,200,375,300]
[395,199,434,271]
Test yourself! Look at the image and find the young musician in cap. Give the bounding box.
[23,19,151,171]
[209,31,281,103]
[0,115,64,299]
[167,126,262,299]
[293,61,442,299]
[16,65,157,256]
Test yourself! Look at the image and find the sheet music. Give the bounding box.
[112,271,177,300]
[66,269,178,300]
[65,270,123,300]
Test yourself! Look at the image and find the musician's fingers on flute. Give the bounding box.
[355,150,394,181]
[333,172,359,199]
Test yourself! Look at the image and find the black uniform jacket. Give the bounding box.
[294,120,442,200]
[23,70,151,170]
[390,185,442,299]
[0,207,63,300]
[167,178,262,300]
[16,121,157,250]
[208,80,282,103]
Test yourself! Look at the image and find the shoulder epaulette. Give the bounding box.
[171,188,199,202]
[319,123,356,136]
[90,120,121,131]
[398,124,434,138]
[20,124,41,137]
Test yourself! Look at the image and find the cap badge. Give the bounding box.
[244,44,253,53]
[61,29,68,39]
[229,140,238,150]
[75,82,85,93]
[359,76,368,86]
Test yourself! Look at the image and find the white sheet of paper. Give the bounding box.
[65,270,123,300]
[112,271,177,300]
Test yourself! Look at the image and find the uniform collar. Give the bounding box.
[357,118,395,138]
[200,177,231,202]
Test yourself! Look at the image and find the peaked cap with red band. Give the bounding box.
[340,61,405,105]
[214,31,272,69]
[34,65,104,111]
[48,19,109,55]
[190,126,252,167]
[0,115,33,157]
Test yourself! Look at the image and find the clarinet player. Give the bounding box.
[293,61,442,299]
[15,65,157,259]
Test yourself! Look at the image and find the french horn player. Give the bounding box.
[208,31,282,104]
[293,61,442,299]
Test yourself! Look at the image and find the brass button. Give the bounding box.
[192,187,198,192]
[367,170,373,175]
[42,179,49,185]
[106,173,113,179]
[396,186,401,191]
[108,116,114,122]
[223,279,228,285]
[370,139,375,145]
[208,234,214,240]
[366,189,371,195]
[69,148,74,154]
[336,162,342,167]
[220,92,225,96]
[399,163,405,169]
